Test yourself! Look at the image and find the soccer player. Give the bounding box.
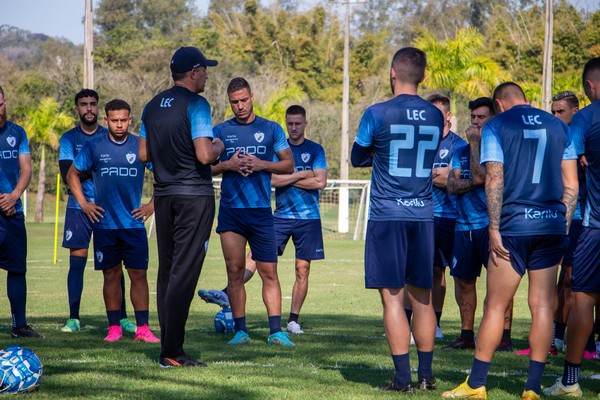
[58,89,134,334]
[66,99,159,344]
[543,57,600,397]
[139,47,223,367]
[351,47,444,393]
[443,82,578,399]
[0,85,41,338]
[212,77,295,347]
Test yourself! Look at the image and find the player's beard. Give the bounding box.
[79,112,97,127]
[0,109,6,129]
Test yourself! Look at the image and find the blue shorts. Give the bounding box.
[572,227,600,293]
[563,219,584,266]
[62,208,92,249]
[216,207,277,263]
[92,228,148,271]
[275,217,324,261]
[365,220,434,289]
[502,234,568,277]
[434,217,455,268]
[450,227,489,280]
[0,213,26,273]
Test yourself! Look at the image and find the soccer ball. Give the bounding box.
[214,308,235,333]
[0,346,42,394]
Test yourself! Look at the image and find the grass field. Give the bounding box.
[2,218,600,399]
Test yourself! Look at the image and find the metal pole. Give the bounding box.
[338,0,350,233]
[541,0,553,111]
[84,0,94,89]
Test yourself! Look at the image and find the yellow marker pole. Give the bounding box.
[53,174,61,265]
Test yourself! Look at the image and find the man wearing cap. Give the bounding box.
[139,46,224,368]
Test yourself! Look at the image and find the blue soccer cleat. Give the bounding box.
[228,331,250,345]
[267,331,296,347]
[198,289,230,308]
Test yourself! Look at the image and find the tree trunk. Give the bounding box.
[34,145,46,223]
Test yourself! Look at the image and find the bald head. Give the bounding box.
[492,82,528,113]
[583,57,600,102]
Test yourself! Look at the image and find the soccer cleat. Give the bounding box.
[496,339,513,352]
[228,331,251,345]
[267,331,296,347]
[198,289,230,308]
[522,390,540,400]
[542,378,582,397]
[583,350,597,360]
[11,324,43,338]
[134,324,160,343]
[120,318,137,333]
[515,347,557,356]
[380,380,416,393]
[435,326,444,339]
[286,321,304,334]
[61,318,81,333]
[442,377,487,399]
[444,337,475,350]
[555,338,565,352]
[159,353,207,368]
[104,325,123,342]
[418,376,437,390]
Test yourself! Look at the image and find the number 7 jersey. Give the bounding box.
[354,94,444,221]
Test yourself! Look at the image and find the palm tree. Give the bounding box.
[21,98,73,222]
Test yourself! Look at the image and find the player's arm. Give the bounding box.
[351,143,373,167]
[293,168,328,190]
[467,126,486,186]
[485,161,510,266]
[66,165,104,223]
[432,166,450,189]
[194,137,224,165]
[245,148,294,174]
[447,167,472,195]
[271,170,313,187]
[132,194,154,222]
[0,153,31,213]
[211,149,252,177]
[138,137,150,163]
[561,159,578,233]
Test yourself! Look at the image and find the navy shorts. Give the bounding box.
[434,217,455,268]
[450,227,489,280]
[365,220,434,289]
[62,208,92,249]
[92,228,148,271]
[563,219,584,266]
[275,217,325,261]
[0,213,27,273]
[502,234,568,277]
[217,207,277,263]
[572,227,600,293]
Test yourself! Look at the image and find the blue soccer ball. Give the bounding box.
[0,346,42,394]
[214,308,235,333]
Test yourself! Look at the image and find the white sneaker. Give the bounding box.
[286,321,304,334]
[555,338,565,352]
[435,326,444,339]
[542,378,582,397]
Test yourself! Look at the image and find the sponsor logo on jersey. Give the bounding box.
[301,153,310,163]
[524,207,559,219]
[126,152,136,164]
[96,251,104,263]
[65,229,73,241]
[439,148,449,159]
[6,136,16,147]
[396,198,426,207]
[254,131,264,143]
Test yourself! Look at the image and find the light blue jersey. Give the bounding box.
[214,116,289,209]
[274,139,327,219]
[433,131,464,218]
[59,125,108,209]
[0,121,30,214]
[74,133,149,230]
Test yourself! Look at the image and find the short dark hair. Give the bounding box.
[391,47,426,85]
[171,71,187,82]
[468,97,495,114]
[583,57,600,82]
[493,82,526,102]
[286,105,306,118]
[427,94,450,113]
[227,77,252,94]
[552,91,579,108]
[104,99,131,116]
[75,89,99,105]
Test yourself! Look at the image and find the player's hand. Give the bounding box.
[0,192,18,212]
[132,202,154,222]
[228,149,252,177]
[489,229,510,267]
[580,155,588,168]
[466,125,481,144]
[2,207,16,217]
[81,201,105,223]
[241,153,266,173]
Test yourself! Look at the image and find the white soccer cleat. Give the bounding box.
[542,378,582,397]
[435,326,444,339]
[286,321,304,334]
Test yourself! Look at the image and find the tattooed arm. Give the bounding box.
[561,159,579,233]
[447,168,473,195]
[467,125,486,187]
[485,161,510,266]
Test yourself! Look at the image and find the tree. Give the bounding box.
[21,98,73,222]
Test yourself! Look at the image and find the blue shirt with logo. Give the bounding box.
[214,116,289,209]
[0,121,30,214]
[354,94,444,221]
[433,131,464,218]
[273,139,327,219]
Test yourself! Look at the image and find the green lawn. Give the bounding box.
[1,221,599,399]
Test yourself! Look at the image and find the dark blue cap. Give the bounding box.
[170,47,218,73]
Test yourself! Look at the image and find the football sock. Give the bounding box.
[106,310,121,327]
[67,255,86,319]
[391,353,411,386]
[460,329,475,342]
[417,350,433,379]
[134,310,149,326]
[7,272,27,328]
[562,361,580,386]
[585,333,596,352]
[524,360,545,394]
[288,313,299,323]
[502,328,511,341]
[435,311,442,326]
[555,321,566,341]
[119,275,128,319]
[268,315,282,334]
[234,317,247,333]
[404,309,412,323]
[467,358,491,389]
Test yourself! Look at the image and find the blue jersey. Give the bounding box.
[354,94,444,221]
[74,133,149,230]
[573,164,587,221]
[214,116,289,209]
[451,142,488,231]
[273,139,327,219]
[481,104,577,235]
[59,125,108,209]
[572,100,600,228]
[433,131,464,218]
[0,121,30,214]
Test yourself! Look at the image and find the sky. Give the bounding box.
[1,0,599,45]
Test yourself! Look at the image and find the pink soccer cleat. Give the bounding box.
[104,325,123,342]
[134,324,160,343]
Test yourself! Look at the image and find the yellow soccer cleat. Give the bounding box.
[442,377,487,399]
[522,390,540,400]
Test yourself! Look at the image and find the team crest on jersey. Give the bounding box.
[439,148,449,159]
[6,135,16,147]
[96,251,103,263]
[301,153,310,163]
[65,229,73,242]
[254,131,264,143]
[126,152,136,164]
